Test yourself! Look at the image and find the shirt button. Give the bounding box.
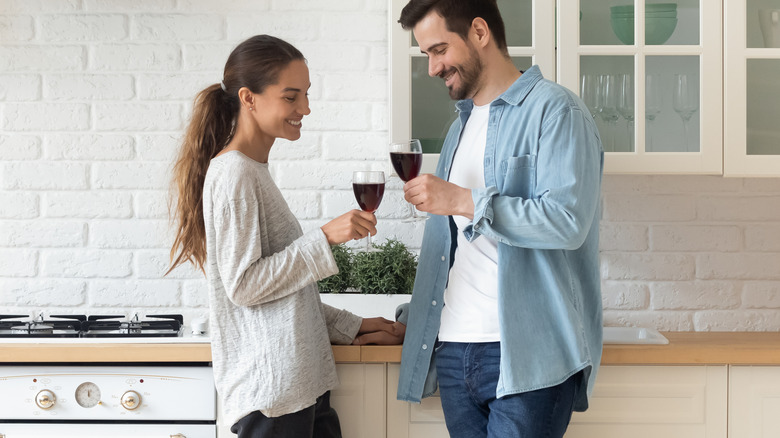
[432,300,437,306]
[422,344,428,350]
[441,256,445,261]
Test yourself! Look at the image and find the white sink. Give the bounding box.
[602,326,669,345]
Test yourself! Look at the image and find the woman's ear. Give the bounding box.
[237,87,255,110]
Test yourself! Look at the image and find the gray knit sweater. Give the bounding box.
[202,151,362,424]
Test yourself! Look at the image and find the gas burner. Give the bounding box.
[0,313,183,338]
[0,314,84,338]
[81,313,183,338]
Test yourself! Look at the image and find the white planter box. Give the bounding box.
[320,293,412,320]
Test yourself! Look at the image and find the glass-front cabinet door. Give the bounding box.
[724,0,780,176]
[558,0,723,174]
[389,0,555,173]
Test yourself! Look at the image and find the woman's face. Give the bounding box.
[253,59,311,142]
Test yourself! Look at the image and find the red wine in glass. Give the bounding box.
[390,152,423,182]
[389,139,427,222]
[352,182,385,213]
[352,171,385,251]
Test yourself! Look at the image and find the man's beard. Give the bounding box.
[444,45,483,100]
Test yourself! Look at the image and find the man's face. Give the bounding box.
[413,12,483,101]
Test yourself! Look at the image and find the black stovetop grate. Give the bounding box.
[0,314,183,338]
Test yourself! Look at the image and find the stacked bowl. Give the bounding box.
[610,3,678,45]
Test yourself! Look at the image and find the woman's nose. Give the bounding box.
[300,96,311,116]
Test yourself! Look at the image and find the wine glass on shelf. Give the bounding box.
[580,73,602,121]
[645,74,663,152]
[352,170,385,252]
[389,139,427,222]
[673,73,699,152]
[599,74,620,152]
[617,73,635,152]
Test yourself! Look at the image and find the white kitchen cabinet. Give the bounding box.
[391,0,780,176]
[565,365,727,438]
[728,366,780,437]
[559,0,723,174]
[386,363,450,438]
[724,0,780,176]
[216,364,386,438]
[386,364,728,438]
[389,0,555,174]
[332,363,388,438]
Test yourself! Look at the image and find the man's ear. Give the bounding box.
[470,17,491,49]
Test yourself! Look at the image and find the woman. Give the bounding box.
[167,35,404,438]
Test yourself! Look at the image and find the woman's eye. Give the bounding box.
[284,97,295,102]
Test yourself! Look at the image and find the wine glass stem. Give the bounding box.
[627,121,634,152]
[682,120,690,152]
[647,120,654,152]
[408,201,417,219]
[366,233,372,251]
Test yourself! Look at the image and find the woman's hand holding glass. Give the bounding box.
[321,210,377,245]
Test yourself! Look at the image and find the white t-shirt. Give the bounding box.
[438,103,501,343]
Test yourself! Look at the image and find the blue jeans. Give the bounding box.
[434,342,580,438]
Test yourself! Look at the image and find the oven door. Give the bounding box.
[0,423,216,438]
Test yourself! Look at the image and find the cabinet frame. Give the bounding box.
[558,0,723,174]
[724,0,780,176]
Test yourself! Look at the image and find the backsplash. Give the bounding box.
[1,0,779,331]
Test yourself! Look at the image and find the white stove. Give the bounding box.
[0,313,216,438]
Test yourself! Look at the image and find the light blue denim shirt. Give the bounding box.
[396,66,604,411]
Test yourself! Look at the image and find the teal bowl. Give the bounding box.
[610,16,677,45]
[647,17,678,44]
[611,3,677,15]
[611,11,678,18]
[610,17,634,44]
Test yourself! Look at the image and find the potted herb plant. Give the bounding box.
[319,238,416,319]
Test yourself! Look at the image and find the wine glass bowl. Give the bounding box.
[389,139,427,222]
[673,73,699,152]
[645,74,663,152]
[352,170,385,251]
[599,74,620,152]
[617,73,635,152]
[580,73,602,121]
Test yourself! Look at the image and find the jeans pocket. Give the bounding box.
[434,340,446,353]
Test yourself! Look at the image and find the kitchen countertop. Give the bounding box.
[2,332,780,364]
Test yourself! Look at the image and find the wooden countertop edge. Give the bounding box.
[0,343,213,363]
[3,332,780,364]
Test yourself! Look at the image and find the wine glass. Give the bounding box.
[599,74,620,152]
[580,73,602,121]
[352,171,385,252]
[389,139,427,222]
[673,73,699,152]
[645,74,663,152]
[617,73,635,152]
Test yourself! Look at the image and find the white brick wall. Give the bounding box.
[1,1,779,331]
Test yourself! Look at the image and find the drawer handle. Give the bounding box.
[170,434,186,438]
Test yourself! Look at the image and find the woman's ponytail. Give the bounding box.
[167,84,237,275]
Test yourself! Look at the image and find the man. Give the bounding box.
[395,1,604,437]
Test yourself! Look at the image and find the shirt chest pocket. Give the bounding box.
[498,155,536,199]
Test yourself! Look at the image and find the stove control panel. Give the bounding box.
[0,365,215,421]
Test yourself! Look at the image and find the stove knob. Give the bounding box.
[120,390,141,410]
[35,389,56,409]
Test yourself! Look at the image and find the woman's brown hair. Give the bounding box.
[167,35,304,275]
